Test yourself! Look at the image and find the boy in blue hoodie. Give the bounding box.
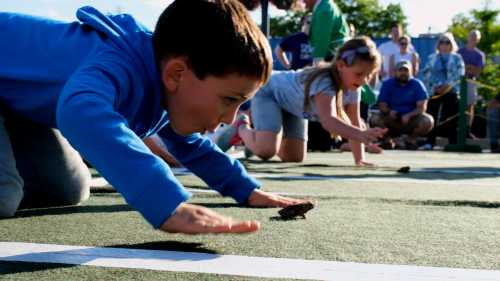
[0,0,305,234]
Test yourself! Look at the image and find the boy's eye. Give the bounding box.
[223,96,240,104]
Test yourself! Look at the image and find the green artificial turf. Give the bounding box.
[1,150,499,280]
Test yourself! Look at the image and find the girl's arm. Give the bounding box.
[345,102,369,166]
[313,92,386,144]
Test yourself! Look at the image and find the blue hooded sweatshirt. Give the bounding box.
[0,7,260,228]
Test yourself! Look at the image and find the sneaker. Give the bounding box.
[214,114,250,152]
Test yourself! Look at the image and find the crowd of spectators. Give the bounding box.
[270,1,497,153]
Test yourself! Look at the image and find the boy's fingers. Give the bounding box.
[210,220,261,234]
[248,190,309,208]
[160,203,261,235]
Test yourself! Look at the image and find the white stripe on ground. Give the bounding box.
[91,173,499,188]
[1,242,499,281]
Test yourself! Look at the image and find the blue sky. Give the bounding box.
[2,0,498,36]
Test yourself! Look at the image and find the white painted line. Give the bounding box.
[1,242,499,281]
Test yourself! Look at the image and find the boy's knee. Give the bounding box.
[0,184,24,218]
[57,161,91,205]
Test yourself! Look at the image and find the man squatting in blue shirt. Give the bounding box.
[0,0,307,234]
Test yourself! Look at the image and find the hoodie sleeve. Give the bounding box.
[158,126,261,204]
[56,54,191,229]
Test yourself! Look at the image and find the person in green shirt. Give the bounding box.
[304,0,349,64]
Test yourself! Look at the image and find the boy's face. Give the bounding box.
[162,58,262,136]
[337,60,376,92]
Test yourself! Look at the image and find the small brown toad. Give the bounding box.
[278,201,314,220]
[397,166,411,173]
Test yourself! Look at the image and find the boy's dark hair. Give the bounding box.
[152,0,272,84]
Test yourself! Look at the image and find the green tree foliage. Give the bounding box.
[449,3,499,101]
[269,0,407,37]
[336,0,406,37]
[269,11,308,37]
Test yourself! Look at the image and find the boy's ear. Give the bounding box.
[161,58,188,93]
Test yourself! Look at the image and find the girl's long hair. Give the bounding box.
[303,36,381,123]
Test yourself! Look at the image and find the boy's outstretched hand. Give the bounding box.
[247,189,308,208]
[160,190,307,235]
[160,203,260,234]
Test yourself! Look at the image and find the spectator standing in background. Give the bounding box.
[457,30,486,139]
[389,35,419,77]
[275,14,313,70]
[378,23,403,81]
[303,0,349,64]
[421,32,465,150]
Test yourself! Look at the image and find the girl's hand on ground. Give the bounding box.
[247,189,307,208]
[160,203,260,234]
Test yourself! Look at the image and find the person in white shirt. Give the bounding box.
[378,23,403,81]
[389,35,419,77]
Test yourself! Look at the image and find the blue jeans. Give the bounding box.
[487,107,500,149]
[0,112,90,217]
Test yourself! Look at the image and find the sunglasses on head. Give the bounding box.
[341,46,370,65]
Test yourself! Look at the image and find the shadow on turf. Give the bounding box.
[242,160,500,180]
[254,168,500,181]
[12,204,133,218]
[194,202,241,208]
[0,261,76,275]
[317,195,500,209]
[269,216,307,221]
[109,241,218,254]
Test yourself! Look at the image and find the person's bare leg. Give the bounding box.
[277,137,306,162]
[239,126,280,160]
[467,104,476,138]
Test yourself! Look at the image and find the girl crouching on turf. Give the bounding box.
[216,36,387,166]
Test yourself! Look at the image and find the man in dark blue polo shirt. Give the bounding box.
[274,15,313,70]
[371,60,434,149]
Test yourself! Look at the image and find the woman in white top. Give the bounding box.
[389,35,419,77]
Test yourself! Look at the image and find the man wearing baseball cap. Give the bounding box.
[371,60,434,150]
